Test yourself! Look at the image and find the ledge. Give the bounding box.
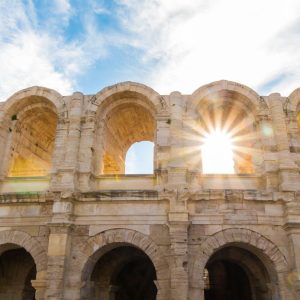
[0,191,49,203]
[80,190,159,201]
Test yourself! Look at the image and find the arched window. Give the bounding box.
[97,98,156,175]
[6,98,58,177]
[198,95,255,174]
[125,141,154,174]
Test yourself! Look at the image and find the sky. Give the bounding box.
[1,0,300,173]
[1,0,300,102]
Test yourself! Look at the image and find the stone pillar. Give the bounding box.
[156,115,170,167]
[285,202,300,298]
[268,93,300,191]
[78,111,96,191]
[168,91,187,187]
[109,285,120,300]
[32,279,47,300]
[168,212,189,300]
[55,92,83,191]
[46,224,72,300]
[49,113,68,191]
[46,193,74,300]
[0,119,15,179]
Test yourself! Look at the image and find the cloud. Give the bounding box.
[0,0,108,101]
[2,0,300,102]
[117,0,300,96]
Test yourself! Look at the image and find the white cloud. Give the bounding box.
[2,0,300,102]
[118,0,300,96]
[0,0,107,101]
[53,0,72,15]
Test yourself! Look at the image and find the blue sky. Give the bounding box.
[1,0,300,173]
[2,0,300,101]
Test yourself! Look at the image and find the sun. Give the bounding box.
[201,129,235,174]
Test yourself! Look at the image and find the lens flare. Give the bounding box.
[202,129,235,174]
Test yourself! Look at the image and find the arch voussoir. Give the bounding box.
[77,228,170,289]
[194,228,289,278]
[0,230,47,272]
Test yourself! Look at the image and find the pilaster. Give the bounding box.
[52,92,84,191]
[268,93,300,191]
[45,192,75,300]
[168,91,187,187]
[284,199,300,297]
[78,110,96,191]
[168,211,190,300]
[0,119,15,179]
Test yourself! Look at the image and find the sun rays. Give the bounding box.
[174,97,257,174]
[202,129,235,174]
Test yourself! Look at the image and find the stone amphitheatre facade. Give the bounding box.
[0,80,300,300]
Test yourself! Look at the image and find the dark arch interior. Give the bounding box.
[204,246,272,300]
[90,246,157,300]
[0,247,36,300]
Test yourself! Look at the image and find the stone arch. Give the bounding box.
[0,230,47,273]
[190,228,290,300]
[70,228,170,299]
[0,87,61,177]
[3,86,64,116]
[190,80,263,115]
[88,81,167,114]
[287,88,300,113]
[189,81,264,175]
[90,82,164,176]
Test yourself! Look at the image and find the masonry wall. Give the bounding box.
[0,81,300,300]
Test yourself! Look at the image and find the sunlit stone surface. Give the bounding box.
[0,81,300,299]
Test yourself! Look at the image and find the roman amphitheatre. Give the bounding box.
[0,80,300,300]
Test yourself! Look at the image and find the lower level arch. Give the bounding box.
[190,228,292,300]
[68,229,170,300]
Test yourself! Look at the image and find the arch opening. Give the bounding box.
[6,96,58,177]
[0,245,37,300]
[125,141,154,174]
[99,101,156,175]
[198,91,256,174]
[82,245,157,300]
[204,246,273,300]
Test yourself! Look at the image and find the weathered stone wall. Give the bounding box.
[0,81,300,299]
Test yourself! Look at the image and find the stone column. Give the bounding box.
[109,285,120,300]
[168,212,189,300]
[31,279,47,300]
[78,111,96,191]
[0,119,15,179]
[56,92,83,191]
[267,93,300,191]
[45,193,74,300]
[49,113,68,191]
[46,224,72,300]
[168,92,187,187]
[285,203,300,298]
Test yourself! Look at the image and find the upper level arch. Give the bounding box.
[190,80,263,116]
[87,81,167,116]
[0,87,61,177]
[91,82,164,175]
[287,87,300,113]
[2,86,63,118]
[188,81,264,175]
